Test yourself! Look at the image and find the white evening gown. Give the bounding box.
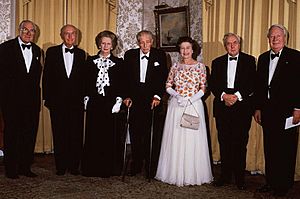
[155,96,213,186]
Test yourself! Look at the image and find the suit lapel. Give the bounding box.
[14,39,28,74]
[134,49,141,82]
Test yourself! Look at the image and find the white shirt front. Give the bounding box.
[62,44,74,78]
[18,37,32,73]
[139,51,150,83]
[227,55,238,89]
[268,49,282,98]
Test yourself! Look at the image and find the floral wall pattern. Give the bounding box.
[116,0,202,63]
[0,0,15,44]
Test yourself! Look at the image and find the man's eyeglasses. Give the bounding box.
[20,28,36,34]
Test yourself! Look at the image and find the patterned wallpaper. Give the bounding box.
[116,0,202,63]
[0,0,15,44]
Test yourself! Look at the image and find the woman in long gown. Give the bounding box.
[155,37,213,186]
[81,30,124,177]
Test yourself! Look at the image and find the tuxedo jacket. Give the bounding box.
[210,52,256,117]
[255,46,300,122]
[85,53,125,103]
[42,44,86,110]
[123,47,168,103]
[0,37,42,112]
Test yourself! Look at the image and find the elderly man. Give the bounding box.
[43,24,86,176]
[0,20,42,179]
[210,33,256,190]
[254,24,300,197]
[123,30,168,178]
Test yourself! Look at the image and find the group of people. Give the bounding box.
[0,19,299,197]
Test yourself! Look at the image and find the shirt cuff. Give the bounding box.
[220,92,225,101]
[154,95,161,101]
[234,91,243,101]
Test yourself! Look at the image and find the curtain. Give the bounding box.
[16,0,117,153]
[202,0,300,180]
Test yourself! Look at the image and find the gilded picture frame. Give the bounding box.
[154,6,190,52]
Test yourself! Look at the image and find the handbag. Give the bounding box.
[180,100,200,130]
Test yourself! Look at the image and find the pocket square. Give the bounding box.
[154,62,160,66]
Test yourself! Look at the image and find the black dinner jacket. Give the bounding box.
[210,52,256,117]
[0,37,42,112]
[123,47,168,102]
[42,44,86,110]
[254,46,300,119]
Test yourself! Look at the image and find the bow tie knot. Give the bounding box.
[141,55,149,60]
[65,48,74,54]
[271,53,279,60]
[21,44,31,50]
[229,56,237,61]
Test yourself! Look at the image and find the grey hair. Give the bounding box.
[60,24,78,37]
[18,20,37,31]
[223,33,241,46]
[267,24,288,38]
[136,30,154,42]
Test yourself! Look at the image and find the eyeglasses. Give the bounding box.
[20,28,36,34]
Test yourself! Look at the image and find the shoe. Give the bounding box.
[56,170,66,176]
[70,170,80,175]
[5,173,19,179]
[256,184,272,193]
[19,170,37,178]
[273,189,288,197]
[237,184,246,190]
[213,179,228,187]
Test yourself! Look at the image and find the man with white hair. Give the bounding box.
[254,24,300,197]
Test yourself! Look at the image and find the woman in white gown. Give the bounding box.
[155,37,213,186]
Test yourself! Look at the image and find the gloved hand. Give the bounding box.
[166,87,179,97]
[84,96,89,110]
[178,97,189,107]
[190,90,204,103]
[112,97,123,113]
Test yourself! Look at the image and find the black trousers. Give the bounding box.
[215,104,252,185]
[129,92,164,177]
[3,108,39,175]
[50,107,84,173]
[262,109,298,193]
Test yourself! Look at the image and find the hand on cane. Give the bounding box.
[151,97,160,110]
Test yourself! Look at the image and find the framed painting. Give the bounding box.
[154,6,190,52]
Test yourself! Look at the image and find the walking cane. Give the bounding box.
[121,106,130,182]
[148,109,155,182]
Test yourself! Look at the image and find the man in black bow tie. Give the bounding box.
[254,24,300,197]
[210,33,256,190]
[123,30,168,178]
[43,24,86,176]
[0,20,42,179]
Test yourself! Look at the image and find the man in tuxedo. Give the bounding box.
[254,24,300,197]
[210,33,256,190]
[43,24,86,176]
[123,30,168,178]
[0,20,42,179]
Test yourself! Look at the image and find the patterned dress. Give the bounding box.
[155,62,213,186]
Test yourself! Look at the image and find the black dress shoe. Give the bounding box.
[213,179,227,187]
[21,171,38,178]
[273,189,288,197]
[56,170,66,176]
[70,170,80,175]
[237,184,246,190]
[256,184,272,193]
[5,173,19,179]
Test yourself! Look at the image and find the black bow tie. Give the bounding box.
[271,53,279,60]
[21,44,31,50]
[141,55,149,60]
[65,48,74,54]
[229,56,237,61]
